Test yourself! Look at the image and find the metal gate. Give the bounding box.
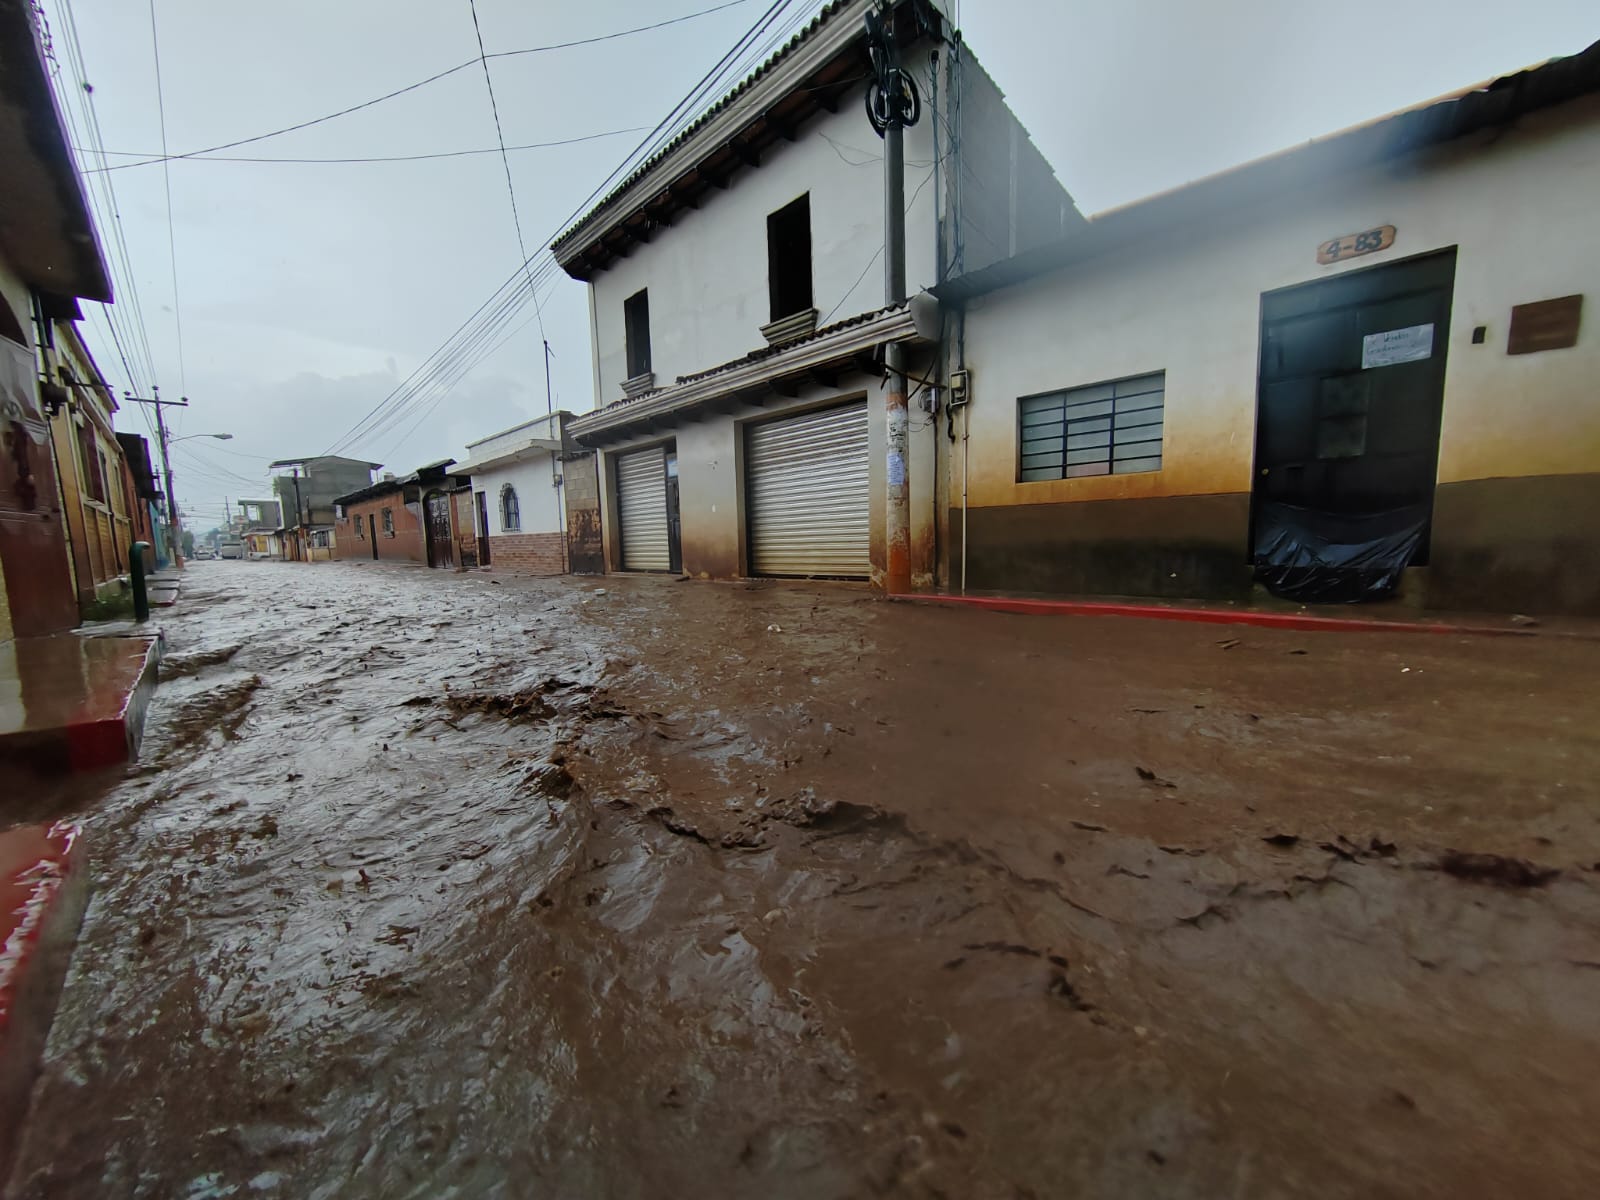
[425,491,454,569]
[616,446,671,572]
[746,400,870,578]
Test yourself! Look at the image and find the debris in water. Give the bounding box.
[1136,766,1177,789]
[1216,638,1241,650]
[1262,833,1300,848]
[1435,851,1559,888]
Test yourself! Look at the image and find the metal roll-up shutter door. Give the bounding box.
[747,401,870,578]
[616,446,671,572]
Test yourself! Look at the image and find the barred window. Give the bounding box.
[500,485,521,532]
[382,507,394,535]
[1018,372,1165,481]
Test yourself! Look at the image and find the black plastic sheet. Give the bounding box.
[1252,500,1428,603]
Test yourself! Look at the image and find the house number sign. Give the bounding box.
[1317,225,1395,264]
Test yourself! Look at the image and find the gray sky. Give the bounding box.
[52,0,1596,532]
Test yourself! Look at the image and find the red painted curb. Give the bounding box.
[891,593,1534,637]
[0,821,88,1178]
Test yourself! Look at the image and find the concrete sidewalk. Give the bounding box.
[0,634,161,774]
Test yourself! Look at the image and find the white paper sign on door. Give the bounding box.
[1362,323,1434,369]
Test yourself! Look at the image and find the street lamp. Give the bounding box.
[168,432,234,445]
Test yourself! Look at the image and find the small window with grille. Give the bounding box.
[1018,372,1165,481]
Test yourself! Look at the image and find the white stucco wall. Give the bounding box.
[473,454,562,537]
[958,94,1600,511]
[586,97,938,405]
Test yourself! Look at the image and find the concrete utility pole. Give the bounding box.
[865,0,919,595]
[125,387,190,568]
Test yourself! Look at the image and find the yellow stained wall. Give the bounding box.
[958,94,1600,511]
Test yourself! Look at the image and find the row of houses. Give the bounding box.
[0,0,173,643]
[285,0,1598,617]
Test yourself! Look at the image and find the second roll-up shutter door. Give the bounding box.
[746,401,871,578]
[616,446,671,572]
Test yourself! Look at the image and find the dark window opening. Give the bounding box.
[501,484,521,532]
[767,194,813,322]
[382,507,394,535]
[624,289,651,379]
[1018,372,1165,481]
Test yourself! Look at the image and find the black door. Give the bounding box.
[665,450,682,574]
[425,491,454,569]
[368,514,378,559]
[1252,250,1456,601]
[475,491,491,566]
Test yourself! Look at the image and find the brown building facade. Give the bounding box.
[333,461,471,569]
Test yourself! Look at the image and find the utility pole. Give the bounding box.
[543,338,554,417]
[125,387,190,568]
[866,0,919,595]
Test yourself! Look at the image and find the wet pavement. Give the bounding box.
[6,560,1600,1198]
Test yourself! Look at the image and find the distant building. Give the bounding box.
[333,460,473,569]
[269,456,381,562]
[234,497,282,559]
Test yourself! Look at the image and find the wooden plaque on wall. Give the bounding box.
[1507,295,1583,355]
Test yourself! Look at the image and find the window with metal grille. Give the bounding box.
[382,507,394,536]
[624,288,651,380]
[1018,372,1165,481]
[500,485,520,532]
[767,193,813,322]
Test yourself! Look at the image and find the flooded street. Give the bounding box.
[9,560,1600,1198]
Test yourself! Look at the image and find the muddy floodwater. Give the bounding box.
[8,561,1600,1198]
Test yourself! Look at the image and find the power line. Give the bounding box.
[319,0,810,462]
[465,0,549,410]
[79,127,647,169]
[147,0,187,396]
[87,0,759,175]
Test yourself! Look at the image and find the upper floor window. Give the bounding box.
[767,193,813,322]
[1018,372,1165,481]
[500,484,521,532]
[624,289,651,380]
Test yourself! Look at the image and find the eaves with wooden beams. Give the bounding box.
[550,0,939,282]
[569,302,938,447]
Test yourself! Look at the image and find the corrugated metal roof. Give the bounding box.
[550,0,857,255]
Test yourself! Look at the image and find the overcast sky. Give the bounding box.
[52,0,1595,532]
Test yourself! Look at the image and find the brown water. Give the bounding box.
[9,562,1600,1198]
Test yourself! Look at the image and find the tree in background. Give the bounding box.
[182,531,195,557]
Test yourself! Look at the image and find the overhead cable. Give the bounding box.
[88,0,759,175]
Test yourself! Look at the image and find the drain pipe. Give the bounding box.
[961,403,969,595]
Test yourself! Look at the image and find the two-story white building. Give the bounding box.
[555,0,1079,587]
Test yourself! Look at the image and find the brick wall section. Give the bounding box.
[489,532,566,574]
[335,493,425,562]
